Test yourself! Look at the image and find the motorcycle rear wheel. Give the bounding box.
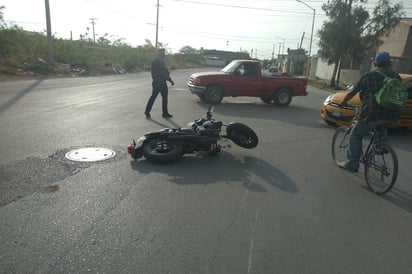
[142,138,183,163]
[226,122,258,149]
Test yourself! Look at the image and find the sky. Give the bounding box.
[1,0,412,60]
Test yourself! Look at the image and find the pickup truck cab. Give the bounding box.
[187,60,308,106]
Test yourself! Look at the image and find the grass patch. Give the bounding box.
[308,78,348,93]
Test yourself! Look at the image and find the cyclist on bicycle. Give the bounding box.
[338,51,401,172]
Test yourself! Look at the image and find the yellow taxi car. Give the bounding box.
[321,76,412,128]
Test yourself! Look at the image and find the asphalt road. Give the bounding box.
[1,69,412,273]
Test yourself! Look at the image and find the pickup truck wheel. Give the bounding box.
[274,88,292,106]
[205,85,223,105]
[260,96,273,104]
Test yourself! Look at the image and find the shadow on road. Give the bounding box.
[130,151,298,193]
[382,187,412,214]
[194,101,324,129]
[0,79,44,114]
[145,117,182,129]
[388,127,412,153]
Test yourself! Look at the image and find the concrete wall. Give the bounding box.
[311,57,361,85]
[312,56,334,80]
[340,69,361,85]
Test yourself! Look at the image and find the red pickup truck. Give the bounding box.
[187,60,308,106]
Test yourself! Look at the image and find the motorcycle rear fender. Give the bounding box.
[131,136,146,159]
[132,147,143,159]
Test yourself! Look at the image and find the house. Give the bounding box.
[377,18,412,76]
[311,18,412,85]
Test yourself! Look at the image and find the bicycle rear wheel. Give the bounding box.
[331,126,350,165]
[364,143,398,195]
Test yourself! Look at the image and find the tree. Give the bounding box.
[318,0,404,87]
[179,46,197,54]
[0,5,5,29]
[97,33,111,45]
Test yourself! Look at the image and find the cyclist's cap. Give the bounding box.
[375,51,391,64]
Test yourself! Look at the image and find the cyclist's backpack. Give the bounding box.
[374,70,407,111]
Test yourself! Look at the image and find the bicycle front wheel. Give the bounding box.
[364,143,398,195]
[331,126,350,165]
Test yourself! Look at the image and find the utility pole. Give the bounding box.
[89,18,97,43]
[155,0,159,48]
[272,44,275,60]
[44,0,53,63]
[300,32,305,48]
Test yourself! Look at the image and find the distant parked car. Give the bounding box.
[268,66,278,74]
[320,76,412,128]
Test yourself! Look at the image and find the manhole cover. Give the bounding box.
[65,147,116,162]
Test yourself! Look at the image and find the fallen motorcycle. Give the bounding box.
[127,106,258,163]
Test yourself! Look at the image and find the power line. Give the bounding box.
[168,0,325,16]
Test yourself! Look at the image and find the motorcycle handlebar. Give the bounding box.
[207,105,214,120]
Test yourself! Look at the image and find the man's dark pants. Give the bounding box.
[145,80,169,115]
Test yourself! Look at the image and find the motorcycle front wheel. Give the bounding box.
[142,138,183,163]
[226,122,258,149]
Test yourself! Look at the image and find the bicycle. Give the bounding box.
[331,107,399,195]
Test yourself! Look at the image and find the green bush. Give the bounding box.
[0,26,204,76]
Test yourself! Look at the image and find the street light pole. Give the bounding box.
[155,0,159,48]
[296,0,315,57]
[296,0,315,76]
[44,0,53,63]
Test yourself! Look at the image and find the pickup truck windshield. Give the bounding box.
[221,61,241,73]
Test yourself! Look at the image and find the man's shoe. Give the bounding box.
[337,161,358,173]
[145,112,151,118]
[162,113,173,118]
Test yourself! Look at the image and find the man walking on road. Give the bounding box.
[144,48,174,118]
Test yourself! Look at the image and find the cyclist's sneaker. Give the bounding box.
[337,161,359,173]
